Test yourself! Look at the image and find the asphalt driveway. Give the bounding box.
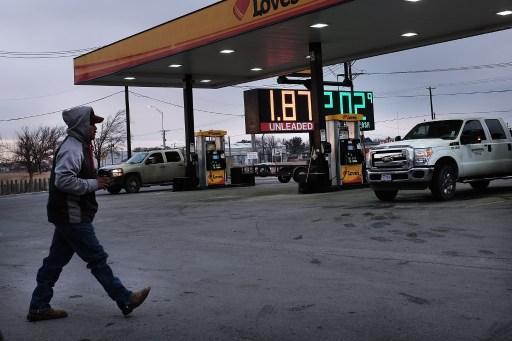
[1,179,511,340]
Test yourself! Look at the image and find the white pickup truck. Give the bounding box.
[366,117,512,201]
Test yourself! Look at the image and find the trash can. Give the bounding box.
[230,167,243,185]
[230,167,255,186]
[240,173,255,186]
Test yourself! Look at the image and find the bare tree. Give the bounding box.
[14,127,38,180]
[33,126,66,173]
[254,135,280,162]
[92,110,126,167]
[13,126,65,179]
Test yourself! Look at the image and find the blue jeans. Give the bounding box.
[29,223,132,311]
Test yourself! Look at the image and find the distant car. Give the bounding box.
[99,149,186,194]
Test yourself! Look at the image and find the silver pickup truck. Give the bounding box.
[99,149,186,194]
[366,117,512,201]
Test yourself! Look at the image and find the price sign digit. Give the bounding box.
[281,90,297,122]
[353,92,365,114]
[269,90,276,121]
[298,90,313,121]
[339,92,353,114]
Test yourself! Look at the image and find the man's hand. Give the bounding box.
[96,176,111,190]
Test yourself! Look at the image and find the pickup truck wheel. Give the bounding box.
[107,185,122,194]
[374,190,398,201]
[430,164,457,201]
[277,175,291,183]
[470,180,490,192]
[124,175,141,193]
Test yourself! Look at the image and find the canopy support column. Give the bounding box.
[124,86,132,159]
[183,75,196,179]
[299,42,330,193]
[309,42,325,151]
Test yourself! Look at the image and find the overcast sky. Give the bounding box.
[1,1,512,148]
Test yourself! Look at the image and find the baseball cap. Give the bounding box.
[90,110,104,124]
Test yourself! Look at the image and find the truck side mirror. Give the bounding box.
[145,157,156,165]
[395,136,401,142]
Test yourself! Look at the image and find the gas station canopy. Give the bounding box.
[74,0,512,89]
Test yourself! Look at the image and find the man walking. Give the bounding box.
[27,106,150,322]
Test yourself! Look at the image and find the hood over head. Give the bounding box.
[62,106,103,143]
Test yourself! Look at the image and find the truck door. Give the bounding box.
[164,151,186,180]
[144,152,166,183]
[459,120,492,177]
[484,119,511,175]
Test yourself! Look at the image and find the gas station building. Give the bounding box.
[74,0,512,190]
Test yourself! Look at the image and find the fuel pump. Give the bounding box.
[326,115,365,187]
[195,130,227,188]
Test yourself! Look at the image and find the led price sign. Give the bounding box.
[323,90,374,131]
[244,89,374,134]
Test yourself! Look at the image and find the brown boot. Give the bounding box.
[27,308,68,322]
[117,287,151,316]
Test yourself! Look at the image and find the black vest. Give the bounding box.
[47,138,98,224]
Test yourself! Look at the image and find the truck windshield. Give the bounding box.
[126,153,148,164]
[403,120,463,140]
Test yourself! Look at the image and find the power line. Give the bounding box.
[0,48,98,55]
[2,87,509,124]
[0,47,99,59]
[132,130,164,137]
[359,60,512,76]
[375,109,512,123]
[234,83,512,98]
[431,75,512,89]
[371,75,512,97]
[0,91,123,122]
[0,55,83,59]
[132,116,240,139]
[0,88,79,102]
[129,90,244,117]
[442,109,512,116]
[235,75,512,95]
[375,88,512,99]
[0,89,245,123]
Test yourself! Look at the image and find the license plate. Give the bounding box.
[382,174,392,181]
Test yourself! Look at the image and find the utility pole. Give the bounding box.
[396,112,400,137]
[427,86,436,120]
[148,105,167,149]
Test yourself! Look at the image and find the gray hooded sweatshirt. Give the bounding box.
[47,106,99,224]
